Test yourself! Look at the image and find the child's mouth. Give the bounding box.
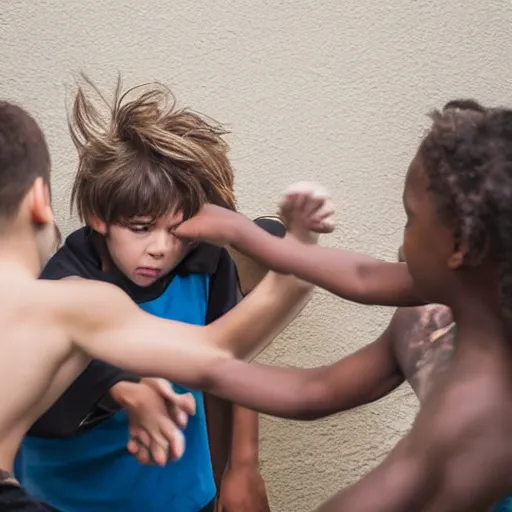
[136,267,162,278]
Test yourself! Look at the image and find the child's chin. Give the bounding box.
[132,275,158,287]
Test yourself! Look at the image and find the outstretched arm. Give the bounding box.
[175,204,424,308]
[233,227,419,307]
[206,314,404,419]
[61,277,402,416]
[60,274,306,387]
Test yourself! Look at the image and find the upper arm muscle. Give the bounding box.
[59,279,227,390]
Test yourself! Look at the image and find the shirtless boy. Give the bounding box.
[177,99,512,510]
[0,100,332,510]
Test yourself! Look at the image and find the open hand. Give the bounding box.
[279,181,335,243]
[115,378,195,465]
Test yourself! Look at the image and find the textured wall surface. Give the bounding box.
[2,1,512,510]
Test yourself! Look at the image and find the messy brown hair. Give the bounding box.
[69,75,236,226]
[0,101,51,220]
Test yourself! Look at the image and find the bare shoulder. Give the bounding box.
[389,304,454,363]
[39,278,134,334]
[41,277,121,308]
[0,279,79,363]
[390,304,453,335]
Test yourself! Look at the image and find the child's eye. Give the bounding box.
[130,225,151,233]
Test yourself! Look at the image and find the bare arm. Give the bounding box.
[316,434,432,512]
[59,275,308,388]
[231,217,421,307]
[206,319,404,420]
[176,206,424,307]
[229,406,259,464]
[315,420,500,512]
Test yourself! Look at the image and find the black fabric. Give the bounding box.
[199,499,215,512]
[28,227,231,438]
[205,248,239,325]
[0,483,61,512]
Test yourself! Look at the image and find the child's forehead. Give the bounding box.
[130,210,184,225]
[404,154,429,197]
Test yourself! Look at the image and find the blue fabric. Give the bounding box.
[17,273,215,512]
[494,497,512,512]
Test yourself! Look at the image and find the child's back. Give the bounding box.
[0,279,88,471]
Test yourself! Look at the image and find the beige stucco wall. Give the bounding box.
[2,1,512,510]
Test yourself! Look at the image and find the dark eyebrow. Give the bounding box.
[129,218,154,226]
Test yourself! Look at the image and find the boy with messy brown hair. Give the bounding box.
[14,78,331,512]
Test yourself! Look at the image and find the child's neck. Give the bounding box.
[0,231,41,278]
[91,232,112,274]
[451,293,512,364]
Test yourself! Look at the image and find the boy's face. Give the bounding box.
[401,152,457,303]
[105,210,190,287]
[397,245,405,263]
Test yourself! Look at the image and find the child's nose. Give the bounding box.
[147,232,171,258]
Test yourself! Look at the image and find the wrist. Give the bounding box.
[226,212,245,247]
[109,380,140,408]
[287,229,318,245]
[228,454,260,470]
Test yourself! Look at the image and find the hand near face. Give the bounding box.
[174,181,335,248]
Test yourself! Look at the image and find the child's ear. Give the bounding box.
[447,249,464,270]
[29,177,53,225]
[88,216,108,235]
[448,235,488,269]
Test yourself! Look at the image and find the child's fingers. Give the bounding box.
[129,427,156,464]
[310,201,335,223]
[150,440,168,467]
[167,403,188,430]
[161,420,185,461]
[165,394,195,430]
[149,378,175,401]
[310,218,335,234]
[136,445,152,465]
[302,195,325,218]
[132,428,151,448]
[175,392,196,416]
[278,191,300,217]
[127,438,140,455]
[279,181,315,211]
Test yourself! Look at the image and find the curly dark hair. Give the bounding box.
[420,98,512,323]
